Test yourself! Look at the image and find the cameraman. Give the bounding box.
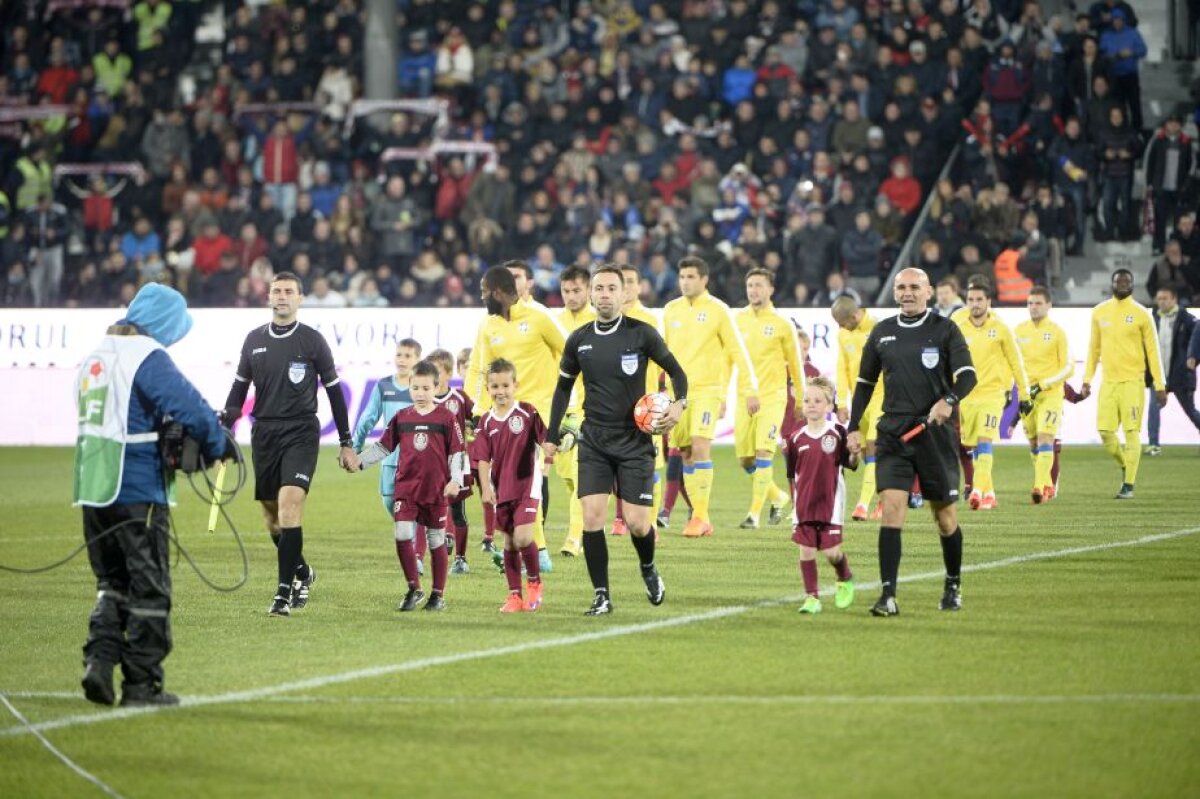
[74,284,228,707]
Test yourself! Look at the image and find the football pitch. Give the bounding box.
[1,445,1198,798]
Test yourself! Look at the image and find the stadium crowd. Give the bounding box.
[1,0,1197,311]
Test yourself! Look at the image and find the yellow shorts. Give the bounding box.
[960,394,1005,446]
[734,397,787,459]
[1021,391,1064,440]
[1097,380,1144,433]
[670,393,722,449]
[859,393,884,441]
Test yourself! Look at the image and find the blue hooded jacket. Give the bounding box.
[114,284,225,504]
[1098,13,1146,77]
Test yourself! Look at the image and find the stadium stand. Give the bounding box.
[1,0,1196,311]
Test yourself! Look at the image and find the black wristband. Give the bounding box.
[943,393,959,407]
[339,437,352,448]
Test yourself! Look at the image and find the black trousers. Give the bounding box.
[82,503,172,688]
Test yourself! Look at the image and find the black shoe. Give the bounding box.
[641,565,665,606]
[424,592,446,612]
[584,590,613,616]
[268,594,291,617]
[398,588,425,612]
[939,578,962,611]
[1115,483,1134,500]
[768,503,786,526]
[870,594,900,617]
[738,515,757,529]
[290,566,317,610]
[480,539,497,554]
[120,684,180,707]
[81,659,115,706]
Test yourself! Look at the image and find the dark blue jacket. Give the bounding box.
[1152,306,1198,392]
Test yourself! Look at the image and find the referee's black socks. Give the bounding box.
[270,528,309,580]
[631,527,655,570]
[278,526,304,593]
[878,526,902,597]
[940,526,963,582]
[581,530,609,592]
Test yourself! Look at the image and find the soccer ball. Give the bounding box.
[633,392,672,433]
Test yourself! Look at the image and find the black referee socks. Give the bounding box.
[581,530,609,592]
[940,527,963,580]
[878,526,902,597]
[278,526,303,589]
[630,527,655,568]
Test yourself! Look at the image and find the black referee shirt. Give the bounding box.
[850,310,974,428]
[554,315,687,432]
[233,322,340,421]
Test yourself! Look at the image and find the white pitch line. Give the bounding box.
[4,525,1198,740]
[257,693,1200,707]
[0,695,126,799]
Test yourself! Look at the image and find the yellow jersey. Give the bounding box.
[735,303,804,399]
[837,313,878,410]
[1084,296,1165,390]
[1014,318,1073,389]
[467,301,567,415]
[663,291,758,398]
[558,304,596,413]
[954,310,1030,400]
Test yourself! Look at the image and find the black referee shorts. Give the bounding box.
[577,423,657,506]
[874,414,960,503]
[250,417,321,501]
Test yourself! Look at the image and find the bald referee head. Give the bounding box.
[892,267,933,315]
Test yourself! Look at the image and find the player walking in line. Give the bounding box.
[847,268,977,617]
[473,359,549,612]
[554,265,596,557]
[352,338,420,513]
[613,263,667,537]
[783,377,858,614]
[466,263,566,571]
[663,256,758,538]
[1014,287,1073,503]
[735,268,805,529]
[457,345,499,551]
[350,360,468,611]
[953,281,1031,510]
[428,349,475,573]
[224,272,355,617]
[1080,269,1167,499]
[833,296,884,522]
[544,266,689,615]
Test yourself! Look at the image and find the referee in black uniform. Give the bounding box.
[223,271,355,617]
[847,267,978,617]
[544,265,689,616]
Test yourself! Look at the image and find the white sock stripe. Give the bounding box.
[5,525,1198,739]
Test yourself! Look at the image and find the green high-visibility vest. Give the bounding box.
[15,158,52,211]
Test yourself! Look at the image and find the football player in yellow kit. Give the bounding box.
[734,268,804,528]
[1080,269,1167,499]
[1014,286,1073,503]
[663,256,759,537]
[555,265,596,556]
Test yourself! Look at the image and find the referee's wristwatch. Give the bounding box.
[673,398,688,409]
[941,394,959,408]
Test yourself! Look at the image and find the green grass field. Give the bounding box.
[1,444,1198,798]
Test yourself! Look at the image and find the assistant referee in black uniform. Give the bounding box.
[224,271,355,617]
[544,265,689,616]
[847,267,977,617]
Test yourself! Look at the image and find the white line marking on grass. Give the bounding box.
[4,525,1198,739]
[257,692,1200,707]
[0,691,81,700]
[0,694,126,799]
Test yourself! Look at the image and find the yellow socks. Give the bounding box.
[858,457,877,506]
[1122,431,1141,484]
[1034,444,1054,488]
[748,459,775,519]
[974,441,994,495]
[690,461,714,521]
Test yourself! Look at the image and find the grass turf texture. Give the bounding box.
[1,445,1198,798]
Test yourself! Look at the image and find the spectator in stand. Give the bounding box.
[398,30,436,98]
[841,209,884,299]
[983,40,1028,137]
[244,114,316,222]
[1098,8,1146,131]
[1146,114,1195,254]
[1015,210,1050,286]
[369,176,423,272]
[120,216,161,266]
[24,194,68,308]
[879,156,922,217]
[1098,105,1138,242]
[304,275,348,308]
[192,221,233,279]
[1146,241,1192,302]
[935,276,965,317]
[203,250,242,307]
[1048,116,1094,255]
[1171,212,1200,266]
